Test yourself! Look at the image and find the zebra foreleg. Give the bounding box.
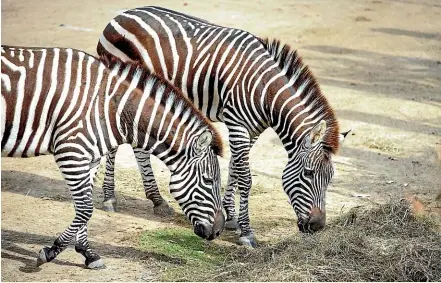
[133,149,174,216]
[75,224,104,269]
[102,147,118,212]
[36,158,103,268]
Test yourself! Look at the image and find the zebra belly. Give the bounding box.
[1,125,53,157]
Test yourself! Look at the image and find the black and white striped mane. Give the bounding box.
[261,38,340,154]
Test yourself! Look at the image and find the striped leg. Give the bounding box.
[74,159,103,268]
[37,155,103,269]
[103,147,172,215]
[133,149,174,216]
[223,136,259,231]
[223,158,238,230]
[102,147,118,211]
[225,124,256,247]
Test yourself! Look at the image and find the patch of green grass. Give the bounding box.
[139,227,238,281]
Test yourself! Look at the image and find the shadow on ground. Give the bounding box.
[303,44,441,104]
[1,229,194,272]
[1,170,190,228]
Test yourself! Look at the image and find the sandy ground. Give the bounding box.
[1,0,441,281]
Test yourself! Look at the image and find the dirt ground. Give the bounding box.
[1,0,441,281]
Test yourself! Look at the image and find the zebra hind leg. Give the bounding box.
[102,147,119,212]
[223,158,239,231]
[223,136,258,232]
[225,125,257,248]
[134,149,174,216]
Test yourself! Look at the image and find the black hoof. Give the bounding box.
[36,247,50,267]
[85,255,105,269]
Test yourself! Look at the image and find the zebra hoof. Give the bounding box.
[238,234,257,248]
[86,258,105,269]
[36,247,49,267]
[225,217,239,231]
[102,198,117,212]
[153,201,174,216]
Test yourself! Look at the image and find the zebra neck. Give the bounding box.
[114,92,199,171]
[268,83,330,158]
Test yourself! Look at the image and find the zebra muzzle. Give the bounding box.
[193,210,225,240]
[298,207,326,233]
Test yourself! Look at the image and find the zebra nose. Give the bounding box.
[308,207,326,232]
[297,207,326,233]
[194,222,212,239]
[193,210,225,240]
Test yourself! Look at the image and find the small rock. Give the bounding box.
[403,183,409,187]
[386,180,394,184]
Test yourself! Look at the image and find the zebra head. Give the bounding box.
[168,130,225,240]
[283,120,348,233]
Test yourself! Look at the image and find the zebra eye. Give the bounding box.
[304,168,314,179]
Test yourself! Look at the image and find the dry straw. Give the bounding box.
[200,200,441,282]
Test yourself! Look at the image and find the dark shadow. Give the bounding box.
[1,228,241,269]
[0,228,207,269]
[333,145,441,200]
[1,170,192,229]
[1,242,83,273]
[371,28,441,40]
[336,110,441,135]
[303,45,441,105]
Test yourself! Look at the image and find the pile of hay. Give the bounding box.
[205,200,441,282]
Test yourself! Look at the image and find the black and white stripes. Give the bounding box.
[97,6,344,245]
[1,46,225,268]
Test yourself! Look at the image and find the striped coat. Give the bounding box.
[1,46,225,268]
[98,6,346,246]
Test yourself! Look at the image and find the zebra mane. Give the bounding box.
[99,54,224,157]
[261,38,340,154]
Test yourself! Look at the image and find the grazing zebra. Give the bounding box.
[1,46,225,268]
[97,6,348,247]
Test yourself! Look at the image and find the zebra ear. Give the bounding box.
[195,130,213,154]
[339,129,351,144]
[310,120,327,146]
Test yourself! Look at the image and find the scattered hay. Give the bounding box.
[196,200,441,282]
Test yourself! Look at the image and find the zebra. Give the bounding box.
[1,46,225,268]
[97,6,349,247]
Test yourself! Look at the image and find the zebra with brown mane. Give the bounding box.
[1,46,225,268]
[97,6,349,247]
